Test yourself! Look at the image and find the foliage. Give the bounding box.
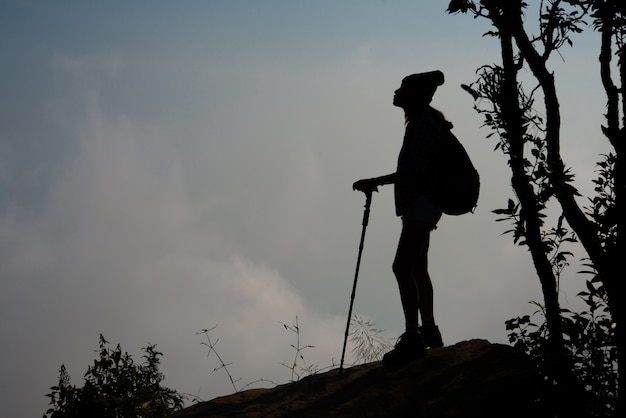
[587,153,618,251]
[197,326,242,392]
[44,335,184,418]
[198,315,390,397]
[349,315,393,364]
[279,316,319,381]
[505,151,620,415]
[506,279,617,417]
[198,317,320,393]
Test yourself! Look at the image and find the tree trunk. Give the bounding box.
[597,8,625,416]
[491,1,567,365]
[489,2,586,414]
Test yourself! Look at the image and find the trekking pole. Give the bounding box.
[340,188,375,374]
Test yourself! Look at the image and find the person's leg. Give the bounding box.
[392,219,431,333]
[414,234,435,326]
[384,219,430,365]
[413,235,444,348]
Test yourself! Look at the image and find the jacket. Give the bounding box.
[394,110,445,217]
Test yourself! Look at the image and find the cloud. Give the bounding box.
[0,57,353,415]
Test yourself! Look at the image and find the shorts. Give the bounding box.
[401,196,442,227]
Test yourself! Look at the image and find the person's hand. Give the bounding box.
[352,178,378,193]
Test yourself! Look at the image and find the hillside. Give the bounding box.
[171,339,546,418]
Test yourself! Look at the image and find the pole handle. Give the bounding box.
[362,189,373,226]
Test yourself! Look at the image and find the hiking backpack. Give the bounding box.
[437,128,480,215]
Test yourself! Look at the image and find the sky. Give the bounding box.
[0,1,613,417]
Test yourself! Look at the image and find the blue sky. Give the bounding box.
[0,2,610,417]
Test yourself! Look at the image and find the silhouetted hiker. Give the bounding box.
[353,70,447,366]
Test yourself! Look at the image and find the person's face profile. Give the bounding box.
[393,84,409,108]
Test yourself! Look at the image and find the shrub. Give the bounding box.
[44,334,185,418]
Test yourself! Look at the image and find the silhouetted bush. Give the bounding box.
[44,334,184,418]
[506,281,617,417]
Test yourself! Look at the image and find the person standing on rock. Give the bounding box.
[353,70,447,366]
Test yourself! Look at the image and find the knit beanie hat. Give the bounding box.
[401,70,445,104]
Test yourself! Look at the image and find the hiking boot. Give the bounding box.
[419,324,444,348]
[382,332,427,366]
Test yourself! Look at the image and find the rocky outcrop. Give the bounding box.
[171,339,545,418]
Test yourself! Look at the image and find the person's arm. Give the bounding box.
[353,172,397,192]
[372,173,397,186]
